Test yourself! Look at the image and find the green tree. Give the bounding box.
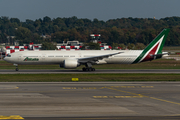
[41,42,58,50]
[15,27,32,44]
[75,19,84,27]
[51,31,69,43]
[2,16,180,46]
[10,18,21,26]
[82,42,100,50]
[32,33,42,43]
[112,42,119,50]
[68,28,81,41]
[135,43,146,50]
[119,43,126,50]
[127,43,135,50]
[43,16,51,23]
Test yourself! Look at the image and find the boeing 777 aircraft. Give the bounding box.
[4,28,170,71]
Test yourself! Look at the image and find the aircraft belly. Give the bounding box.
[106,57,136,64]
[44,57,64,64]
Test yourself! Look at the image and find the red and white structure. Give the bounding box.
[6,46,30,55]
[5,45,83,55]
[5,34,112,55]
[90,34,112,50]
[56,46,82,50]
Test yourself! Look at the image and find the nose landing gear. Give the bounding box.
[16,67,19,71]
[13,64,19,71]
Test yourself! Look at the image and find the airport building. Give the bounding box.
[1,34,113,55]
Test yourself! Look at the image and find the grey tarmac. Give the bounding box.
[0,69,180,74]
[0,82,180,119]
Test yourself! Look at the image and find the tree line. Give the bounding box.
[1,16,180,46]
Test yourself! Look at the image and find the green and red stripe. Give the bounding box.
[132,28,170,64]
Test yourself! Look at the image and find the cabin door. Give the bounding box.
[42,54,46,61]
[18,54,22,61]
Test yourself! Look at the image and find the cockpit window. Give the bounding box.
[7,54,11,57]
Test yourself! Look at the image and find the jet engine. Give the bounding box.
[63,59,80,69]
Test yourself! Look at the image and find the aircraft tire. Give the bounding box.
[86,68,89,71]
[82,67,95,72]
[82,68,86,71]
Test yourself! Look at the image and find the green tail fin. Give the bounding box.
[133,28,170,63]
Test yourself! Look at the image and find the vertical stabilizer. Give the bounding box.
[133,28,170,63]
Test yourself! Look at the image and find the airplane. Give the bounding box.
[4,28,170,71]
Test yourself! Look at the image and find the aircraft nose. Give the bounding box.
[3,57,7,61]
[3,56,9,62]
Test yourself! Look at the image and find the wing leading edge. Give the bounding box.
[78,52,123,63]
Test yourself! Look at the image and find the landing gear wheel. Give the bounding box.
[86,68,89,71]
[82,67,86,71]
[82,67,95,72]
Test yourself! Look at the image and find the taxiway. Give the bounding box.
[0,82,180,119]
[0,69,180,74]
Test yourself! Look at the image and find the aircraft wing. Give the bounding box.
[78,52,123,63]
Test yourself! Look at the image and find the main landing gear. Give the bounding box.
[13,64,19,71]
[82,67,95,71]
[82,63,95,72]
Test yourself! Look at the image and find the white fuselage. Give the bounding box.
[4,50,143,65]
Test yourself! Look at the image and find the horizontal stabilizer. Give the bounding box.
[151,52,169,58]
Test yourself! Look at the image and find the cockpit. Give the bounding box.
[6,54,11,57]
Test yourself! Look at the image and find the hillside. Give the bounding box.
[0,16,180,46]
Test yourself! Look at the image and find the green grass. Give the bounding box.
[1,59,180,82]
[0,74,180,82]
[1,59,180,69]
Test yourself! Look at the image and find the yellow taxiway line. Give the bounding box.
[0,115,24,119]
[107,87,180,106]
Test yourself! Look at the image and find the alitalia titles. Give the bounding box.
[24,57,39,61]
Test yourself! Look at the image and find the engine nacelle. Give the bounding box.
[63,59,79,69]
